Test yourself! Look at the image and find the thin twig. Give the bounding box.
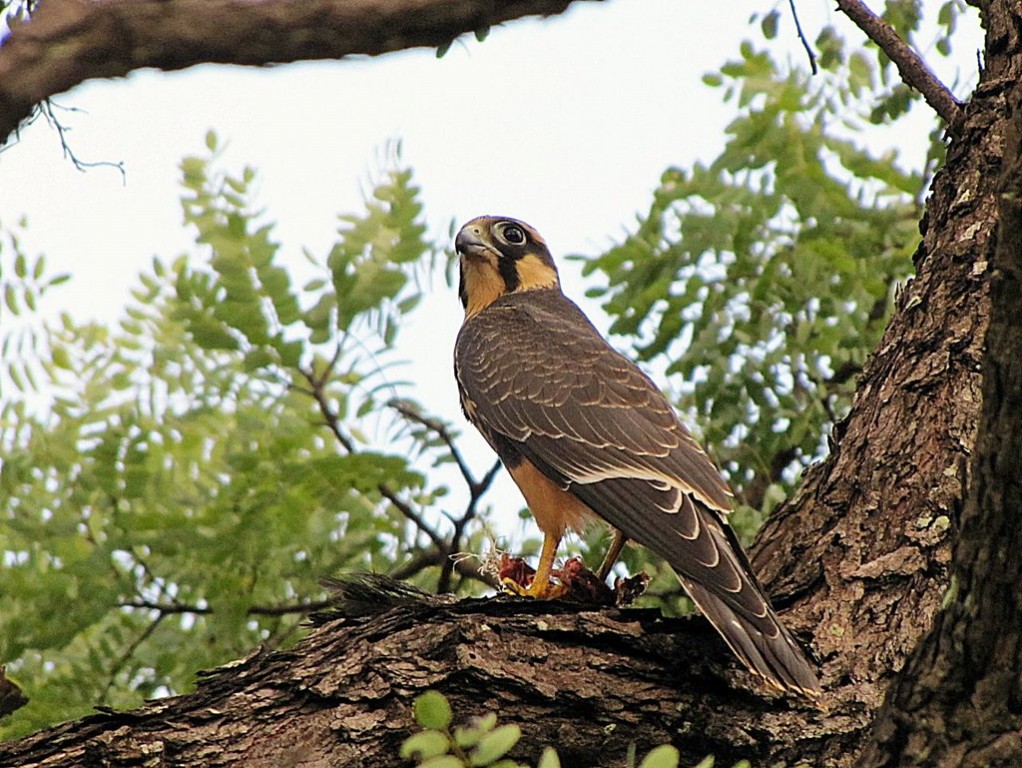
[300,366,447,551]
[302,365,356,453]
[836,0,962,129]
[40,100,126,179]
[438,458,502,592]
[101,612,165,701]
[119,598,333,616]
[473,459,502,499]
[314,344,344,388]
[787,0,818,75]
[382,484,447,551]
[389,547,494,587]
[389,399,478,491]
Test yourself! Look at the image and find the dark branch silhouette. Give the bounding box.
[0,0,583,147]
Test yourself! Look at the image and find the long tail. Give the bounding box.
[676,573,821,698]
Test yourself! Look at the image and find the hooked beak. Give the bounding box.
[455,225,492,260]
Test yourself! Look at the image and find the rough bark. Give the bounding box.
[854,76,1022,768]
[0,0,584,146]
[746,4,1016,760]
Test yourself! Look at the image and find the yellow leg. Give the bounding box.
[525,533,561,597]
[595,529,628,580]
[502,532,567,599]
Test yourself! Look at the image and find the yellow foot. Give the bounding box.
[500,576,568,600]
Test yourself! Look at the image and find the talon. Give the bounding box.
[500,576,531,597]
[501,576,567,600]
[504,576,572,601]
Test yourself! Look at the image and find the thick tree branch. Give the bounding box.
[0,581,826,768]
[836,0,963,130]
[0,0,585,146]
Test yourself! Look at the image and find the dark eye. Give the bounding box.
[500,224,526,245]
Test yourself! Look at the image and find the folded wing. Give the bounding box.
[455,290,820,696]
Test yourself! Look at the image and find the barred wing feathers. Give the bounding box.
[455,289,820,696]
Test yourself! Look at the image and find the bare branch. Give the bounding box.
[299,366,448,552]
[101,613,165,701]
[301,364,356,454]
[119,599,333,616]
[389,547,495,588]
[787,0,818,76]
[381,484,447,552]
[836,0,963,129]
[474,459,503,500]
[438,457,502,592]
[389,398,478,491]
[0,0,583,147]
[386,400,504,592]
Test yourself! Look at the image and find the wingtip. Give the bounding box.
[678,576,823,704]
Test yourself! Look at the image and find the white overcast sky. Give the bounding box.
[0,1,983,535]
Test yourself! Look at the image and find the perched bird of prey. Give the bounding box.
[453,215,821,698]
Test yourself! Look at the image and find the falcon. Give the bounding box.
[453,215,821,698]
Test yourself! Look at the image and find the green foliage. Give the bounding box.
[402,691,725,768]
[0,218,70,397]
[403,694,522,768]
[0,141,483,739]
[583,27,931,520]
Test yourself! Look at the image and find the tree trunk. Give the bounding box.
[2,1,1020,766]
[855,77,1022,768]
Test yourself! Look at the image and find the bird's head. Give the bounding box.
[455,216,559,317]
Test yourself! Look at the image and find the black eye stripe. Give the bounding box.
[497,251,520,292]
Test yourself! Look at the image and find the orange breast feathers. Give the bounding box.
[507,458,595,539]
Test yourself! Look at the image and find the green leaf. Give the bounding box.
[243,347,276,372]
[401,730,451,760]
[188,318,239,350]
[414,691,453,730]
[418,757,465,768]
[638,745,679,768]
[537,747,562,768]
[4,284,18,315]
[50,345,72,371]
[470,724,520,766]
